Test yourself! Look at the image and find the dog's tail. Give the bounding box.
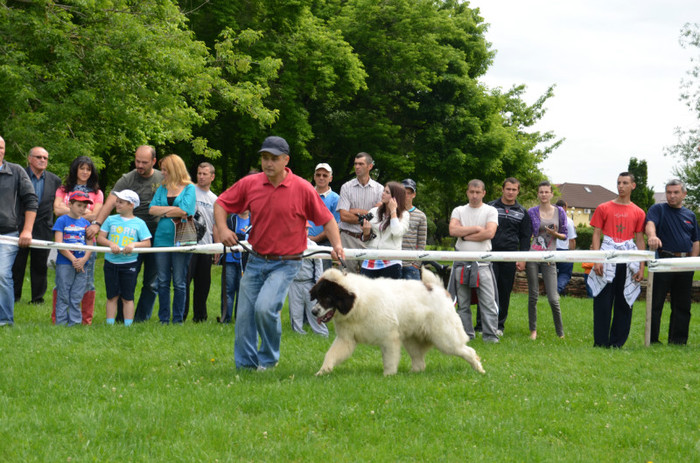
[420,267,444,290]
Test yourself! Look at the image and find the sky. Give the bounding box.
[469,0,700,193]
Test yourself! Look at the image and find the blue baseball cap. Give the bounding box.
[258,136,290,156]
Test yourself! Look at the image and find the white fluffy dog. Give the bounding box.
[310,268,485,376]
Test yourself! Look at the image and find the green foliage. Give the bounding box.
[317,0,560,240]
[3,261,699,461]
[669,23,700,209]
[575,224,593,251]
[0,0,276,187]
[1,0,562,232]
[627,157,655,212]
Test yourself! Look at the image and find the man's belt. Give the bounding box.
[340,229,363,239]
[659,250,688,258]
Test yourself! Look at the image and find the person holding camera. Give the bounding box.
[359,182,410,279]
[337,152,383,273]
[525,181,568,340]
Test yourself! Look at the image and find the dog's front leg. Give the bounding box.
[380,337,402,376]
[316,337,356,376]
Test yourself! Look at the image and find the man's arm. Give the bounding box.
[214,202,238,247]
[86,193,116,240]
[18,211,36,248]
[449,218,479,238]
[645,220,661,251]
[691,240,700,258]
[339,208,369,225]
[322,218,345,261]
[462,222,497,242]
[592,227,604,276]
[417,215,427,250]
[309,229,328,243]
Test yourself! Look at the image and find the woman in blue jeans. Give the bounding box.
[149,154,196,324]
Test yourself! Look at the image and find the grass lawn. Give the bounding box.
[2,256,699,462]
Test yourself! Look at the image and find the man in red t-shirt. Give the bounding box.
[588,172,646,348]
[214,136,344,370]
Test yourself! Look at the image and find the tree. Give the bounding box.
[318,0,559,237]
[0,0,277,187]
[628,157,655,212]
[669,23,700,208]
[182,0,367,186]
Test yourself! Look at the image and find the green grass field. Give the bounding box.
[2,257,699,462]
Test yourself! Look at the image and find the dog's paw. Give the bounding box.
[315,367,331,376]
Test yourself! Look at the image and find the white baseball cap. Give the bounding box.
[113,189,140,207]
[315,163,333,174]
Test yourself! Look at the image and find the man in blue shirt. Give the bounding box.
[646,179,699,345]
[308,163,340,270]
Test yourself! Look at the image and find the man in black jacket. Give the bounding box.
[475,178,532,336]
[0,136,38,325]
[12,146,62,304]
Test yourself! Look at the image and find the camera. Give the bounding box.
[357,212,374,226]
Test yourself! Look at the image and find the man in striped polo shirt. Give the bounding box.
[337,152,383,273]
[400,178,427,280]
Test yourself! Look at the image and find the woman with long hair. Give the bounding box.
[360,181,410,279]
[526,181,567,340]
[149,154,196,324]
[52,156,104,324]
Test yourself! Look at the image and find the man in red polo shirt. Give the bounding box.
[214,136,344,370]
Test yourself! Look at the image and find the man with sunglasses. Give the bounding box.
[12,147,61,305]
[308,163,340,270]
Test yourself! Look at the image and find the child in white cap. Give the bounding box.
[96,190,152,326]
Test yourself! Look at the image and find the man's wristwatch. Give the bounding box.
[91,220,102,227]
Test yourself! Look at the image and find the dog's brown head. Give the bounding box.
[310,271,356,323]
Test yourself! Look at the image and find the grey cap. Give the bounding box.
[402,178,417,192]
[258,136,290,156]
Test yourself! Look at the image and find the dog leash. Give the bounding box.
[234,239,347,270]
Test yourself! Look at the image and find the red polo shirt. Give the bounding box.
[216,168,333,255]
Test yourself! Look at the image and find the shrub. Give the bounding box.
[576,224,593,250]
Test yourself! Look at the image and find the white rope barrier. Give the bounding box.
[0,235,658,263]
[4,235,697,348]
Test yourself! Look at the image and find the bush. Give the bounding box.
[576,224,593,250]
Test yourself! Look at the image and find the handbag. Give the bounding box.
[174,216,199,246]
[193,211,207,242]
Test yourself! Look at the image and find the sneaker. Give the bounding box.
[483,338,500,344]
[496,329,504,337]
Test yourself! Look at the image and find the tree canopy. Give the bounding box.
[628,157,655,212]
[1,0,561,239]
[669,22,700,208]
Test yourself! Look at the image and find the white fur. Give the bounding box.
[311,268,485,376]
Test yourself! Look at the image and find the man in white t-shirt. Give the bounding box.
[449,179,500,342]
[185,162,218,322]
